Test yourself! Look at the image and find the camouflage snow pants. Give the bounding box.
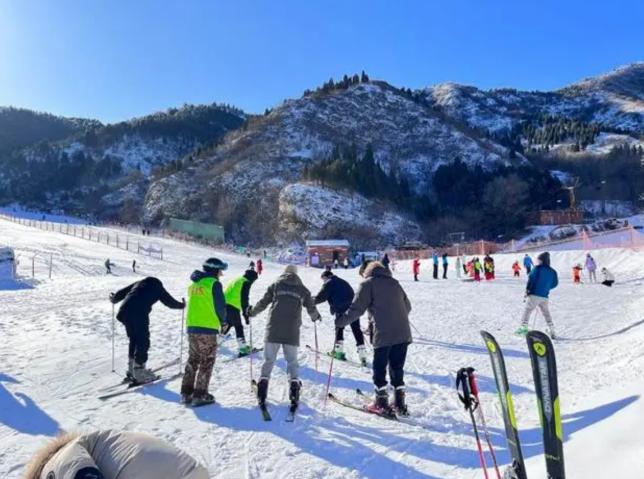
[181,333,218,397]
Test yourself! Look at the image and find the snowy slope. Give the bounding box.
[1,218,643,478]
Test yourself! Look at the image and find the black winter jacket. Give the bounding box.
[314,275,354,316]
[112,277,184,323]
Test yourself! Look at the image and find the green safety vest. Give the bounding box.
[186,277,220,331]
[224,276,248,311]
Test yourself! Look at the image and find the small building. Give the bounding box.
[305,240,350,268]
[537,209,584,226]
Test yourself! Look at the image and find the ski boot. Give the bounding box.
[237,338,251,357]
[333,341,347,361]
[125,357,135,382]
[180,393,193,405]
[367,386,395,417]
[548,327,557,340]
[132,362,157,385]
[257,378,269,407]
[289,378,302,410]
[192,391,215,407]
[357,345,368,367]
[393,385,409,417]
[515,325,529,336]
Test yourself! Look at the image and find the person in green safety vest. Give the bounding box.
[180,257,228,406]
[222,269,259,356]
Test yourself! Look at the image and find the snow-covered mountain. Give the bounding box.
[0,104,245,215]
[425,62,644,134]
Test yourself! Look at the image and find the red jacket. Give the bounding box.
[412,259,420,274]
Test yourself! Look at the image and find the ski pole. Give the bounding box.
[314,320,320,372]
[457,368,490,479]
[323,339,336,407]
[409,319,421,336]
[179,302,185,375]
[249,314,254,390]
[468,369,502,479]
[111,303,115,372]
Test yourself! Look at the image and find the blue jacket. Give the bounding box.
[433,254,439,265]
[523,256,534,268]
[526,265,558,298]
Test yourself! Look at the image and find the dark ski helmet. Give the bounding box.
[203,257,228,272]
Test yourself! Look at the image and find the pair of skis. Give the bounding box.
[250,379,298,422]
[473,330,564,479]
[305,345,369,368]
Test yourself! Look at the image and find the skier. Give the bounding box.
[222,269,258,355]
[24,430,209,479]
[109,277,185,384]
[461,255,468,275]
[132,259,136,273]
[516,252,558,338]
[105,258,113,274]
[248,265,321,409]
[455,256,462,279]
[512,260,521,277]
[572,264,583,284]
[336,261,412,415]
[442,253,448,279]
[585,253,597,283]
[523,254,534,275]
[473,257,482,282]
[483,254,495,280]
[412,257,420,282]
[256,258,263,276]
[382,253,391,270]
[601,267,615,287]
[314,270,368,365]
[432,252,439,279]
[180,258,228,406]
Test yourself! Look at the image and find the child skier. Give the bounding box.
[314,270,368,365]
[180,258,228,406]
[412,257,420,282]
[432,252,439,279]
[223,269,259,356]
[512,261,521,278]
[442,253,449,279]
[256,258,263,276]
[517,252,558,338]
[109,277,185,384]
[336,261,412,416]
[572,264,583,284]
[473,257,482,282]
[483,254,495,280]
[248,265,321,410]
[105,258,113,274]
[601,267,615,287]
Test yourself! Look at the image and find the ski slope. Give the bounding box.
[1,217,643,478]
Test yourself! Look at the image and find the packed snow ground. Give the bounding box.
[1,218,643,478]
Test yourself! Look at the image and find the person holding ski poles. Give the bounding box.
[109,277,185,384]
[337,261,412,416]
[247,265,321,410]
[222,268,258,356]
[180,257,228,406]
[314,270,368,365]
[516,252,558,338]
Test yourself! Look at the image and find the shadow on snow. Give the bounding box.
[0,373,60,436]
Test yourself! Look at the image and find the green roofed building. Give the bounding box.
[168,218,225,243]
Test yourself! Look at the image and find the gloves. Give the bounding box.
[181,297,186,309]
[109,292,116,304]
[312,312,322,322]
[245,306,253,319]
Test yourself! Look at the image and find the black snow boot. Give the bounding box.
[257,378,269,406]
[367,386,392,415]
[289,379,302,407]
[393,386,409,417]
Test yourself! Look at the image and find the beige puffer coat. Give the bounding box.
[24,430,209,479]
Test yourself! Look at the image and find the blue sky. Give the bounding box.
[0,0,642,123]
